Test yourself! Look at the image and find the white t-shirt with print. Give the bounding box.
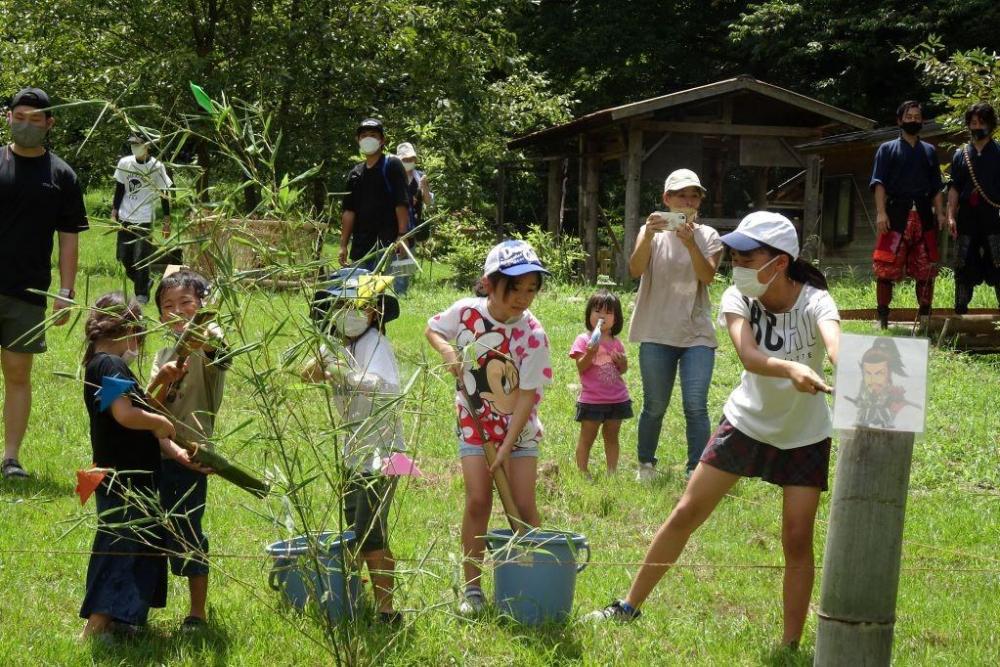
[114,156,172,223]
[320,328,405,473]
[428,297,553,448]
[717,284,839,449]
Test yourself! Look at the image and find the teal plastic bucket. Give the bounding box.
[485,529,590,625]
[266,531,360,621]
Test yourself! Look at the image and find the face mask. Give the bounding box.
[900,121,922,136]
[732,256,780,298]
[131,144,148,159]
[402,161,416,172]
[10,120,47,148]
[335,309,371,338]
[359,137,381,155]
[121,348,139,364]
[671,206,699,221]
[971,128,991,141]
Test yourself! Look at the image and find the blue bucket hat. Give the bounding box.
[311,268,400,328]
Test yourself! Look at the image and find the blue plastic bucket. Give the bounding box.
[485,529,590,625]
[266,531,360,621]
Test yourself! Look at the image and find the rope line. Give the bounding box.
[1,548,998,574]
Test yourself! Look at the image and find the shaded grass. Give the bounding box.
[0,224,998,665]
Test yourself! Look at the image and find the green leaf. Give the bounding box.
[189,82,215,114]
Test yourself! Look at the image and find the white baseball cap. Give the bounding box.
[720,211,800,260]
[663,168,706,193]
[396,142,417,159]
[483,240,550,277]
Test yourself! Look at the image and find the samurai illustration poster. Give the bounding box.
[833,334,928,433]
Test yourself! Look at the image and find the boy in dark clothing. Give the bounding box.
[947,103,1000,313]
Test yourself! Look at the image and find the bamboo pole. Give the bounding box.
[814,428,915,666]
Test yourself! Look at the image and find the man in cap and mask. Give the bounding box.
[339,119,410,278]
[111,132,172,304]
[0,87,88,479]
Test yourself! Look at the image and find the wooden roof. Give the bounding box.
[509,75,876,150]
[795,121,957,152]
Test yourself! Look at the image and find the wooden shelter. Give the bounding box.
[795,121,960,273]
[506,75,875,282]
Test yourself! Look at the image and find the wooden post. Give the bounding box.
[814,428,915,667]
[547,158,563,237]
[584,152,600,283]
[622,125,643,284]
[803,154,822,259]
[752,167,769,210]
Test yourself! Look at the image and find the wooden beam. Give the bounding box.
[623,126,644,285]
[584,153,600,283]
[803,154,822,260]
[547,159,562,236]
[642,132,670,163]
[636,120,821,138]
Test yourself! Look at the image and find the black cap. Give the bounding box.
[127,132,149,145]
[10,87,51,113]
[356,118,385,137]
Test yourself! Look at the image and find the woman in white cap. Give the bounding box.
[590,211,841,653]
[628,168,723,480]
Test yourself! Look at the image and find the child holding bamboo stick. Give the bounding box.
[79,292,203,639]
[425,240,553,616]
[303,267,406,624]
[147,267,229,630]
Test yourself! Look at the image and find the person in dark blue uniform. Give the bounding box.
[946,103,1000,313]
[870,101,947,328]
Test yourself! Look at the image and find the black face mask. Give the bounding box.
[971,127,991,141]
[900,121,923,136]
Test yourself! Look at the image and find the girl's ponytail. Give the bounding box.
[787,258,829,291]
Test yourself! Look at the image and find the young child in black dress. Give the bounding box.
[79,292,203,639]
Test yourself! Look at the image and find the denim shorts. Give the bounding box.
[458,441,539,459]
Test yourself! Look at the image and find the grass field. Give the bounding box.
[1,208,998,666]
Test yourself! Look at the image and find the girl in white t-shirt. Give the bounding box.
[589,212,840,652]
[302,268,405,624]
[426,240,553,616]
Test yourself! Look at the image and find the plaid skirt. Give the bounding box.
[700,417,831,490]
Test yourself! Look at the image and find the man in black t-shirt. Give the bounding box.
[0,87,88,479]
[338,119,409,272]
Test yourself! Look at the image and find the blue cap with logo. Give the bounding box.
[483,240,550,277]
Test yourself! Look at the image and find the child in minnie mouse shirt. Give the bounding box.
[426,240,553,616]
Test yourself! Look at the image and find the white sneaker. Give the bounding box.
[457,588,486,617]
[635,462,655,482]
[136,295,149,305]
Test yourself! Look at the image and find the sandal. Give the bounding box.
[1,458,29,479]
[181,615,207,631]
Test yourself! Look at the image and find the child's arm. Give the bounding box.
[572,344,598,373]
[819,319,841,367]
[490,388,539,472]
[613,349,628,374]
[725,313,831,394]
[109,396,176,439]
[425,327,462,379]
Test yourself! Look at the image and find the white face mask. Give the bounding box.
[121,348,139,364]
[402,161,416,172]
[335,309,371,338]
[359,137,381,155]
[131,144,148,159]
[732,256,780,298]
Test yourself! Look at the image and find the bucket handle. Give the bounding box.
[576,539,591,573]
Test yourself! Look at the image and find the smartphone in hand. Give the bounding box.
[651,211,687,232]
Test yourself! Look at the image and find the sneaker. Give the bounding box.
[635,462,655,482]
[136,295,150,306]
[377,611,403,626]
[457,588,486,617]
[1,458,29,479]
[584,600,641,623]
